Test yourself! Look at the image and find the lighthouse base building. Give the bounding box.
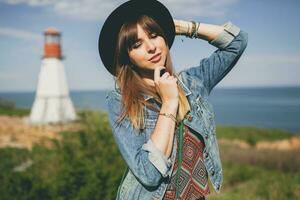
[30,58,76,124]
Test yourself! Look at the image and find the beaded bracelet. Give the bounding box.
[190,21,196,37]
[185,21,200,39]
[159,112,178,124]
[192,21,200,38]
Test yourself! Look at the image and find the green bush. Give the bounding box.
[0,110,126,200]
[0,98,30,116]
[0,98,15,110]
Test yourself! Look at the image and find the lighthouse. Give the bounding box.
[29,27,76,124]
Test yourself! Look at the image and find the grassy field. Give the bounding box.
[0,103,299,199]
[207,162,300,200]
[0,98,30,116]
[216,126,295,145]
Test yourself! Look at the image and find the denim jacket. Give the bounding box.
[105,21,248,200]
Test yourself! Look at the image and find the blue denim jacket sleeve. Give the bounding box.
[142,138,172,176]
[105,92,171,187]
[183,21,248,95]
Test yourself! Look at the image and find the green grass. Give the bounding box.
[0,107,30,116]
[207,163,300,200]
[216,126,296,146]
[0,98,30,116]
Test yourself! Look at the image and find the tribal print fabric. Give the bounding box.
[163,125,210,200]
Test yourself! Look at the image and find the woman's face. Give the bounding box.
[128,24,168,77]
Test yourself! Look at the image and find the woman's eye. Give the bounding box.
[151,33,158,38]
[132,42,141,49]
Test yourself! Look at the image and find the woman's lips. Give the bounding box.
[149,53,161,63]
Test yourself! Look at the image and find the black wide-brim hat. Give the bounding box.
[98,0,175,76]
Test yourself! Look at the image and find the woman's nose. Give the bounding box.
[145,39,156,53]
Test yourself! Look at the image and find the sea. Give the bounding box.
[0,87,299,134]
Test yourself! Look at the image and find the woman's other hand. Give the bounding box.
[154,66,179,106]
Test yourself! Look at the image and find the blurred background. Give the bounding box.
[0,0,299,199]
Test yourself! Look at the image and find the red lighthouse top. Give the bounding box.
[43,27,62,59]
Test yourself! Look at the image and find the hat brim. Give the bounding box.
[98,0,175,76]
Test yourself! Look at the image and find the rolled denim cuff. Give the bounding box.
[142,139,172,177]
[209,21,241,49]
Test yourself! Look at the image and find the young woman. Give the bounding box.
[98,0,248,199]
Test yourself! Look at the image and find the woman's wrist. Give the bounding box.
[161,101,178,114]
[174,19,226,41]
[160,102,178,125]
[174,19,200,37]
[174,19,192,36]
[158,113,177,124]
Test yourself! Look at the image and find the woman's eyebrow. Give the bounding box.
[136,33,154,41]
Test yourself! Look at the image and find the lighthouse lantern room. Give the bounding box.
[44,27,62,59]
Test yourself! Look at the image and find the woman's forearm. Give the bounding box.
[150,102,178,158]
[174,19,224,42]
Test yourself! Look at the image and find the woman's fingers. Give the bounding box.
[161,72,170,79]
[154,66,166,83]
[166,75,177,81]
[153,67,179,103]
[153,67,177,89]
[161,73,178,83]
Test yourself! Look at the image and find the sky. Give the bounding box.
[0,0,300,92]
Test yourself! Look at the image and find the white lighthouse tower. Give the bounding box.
[29,27,76,124]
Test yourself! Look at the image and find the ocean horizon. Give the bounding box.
[1,86,300,134]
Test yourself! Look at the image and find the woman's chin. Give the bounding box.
[152,61,165,68]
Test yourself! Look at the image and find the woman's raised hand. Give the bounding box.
[154,66,179,106]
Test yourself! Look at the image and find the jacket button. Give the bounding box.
[205,153,209,158]
[205,135,208,139]
[188,115,193,122]
[211,171,215,176]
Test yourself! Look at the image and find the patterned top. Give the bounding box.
[163,124,210,200]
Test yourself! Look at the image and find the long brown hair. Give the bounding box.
[113,15,190,131]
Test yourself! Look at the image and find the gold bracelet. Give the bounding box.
[159,113,177,124]
[187,22,190,36]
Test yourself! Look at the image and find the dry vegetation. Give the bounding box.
[0,115,83,150]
